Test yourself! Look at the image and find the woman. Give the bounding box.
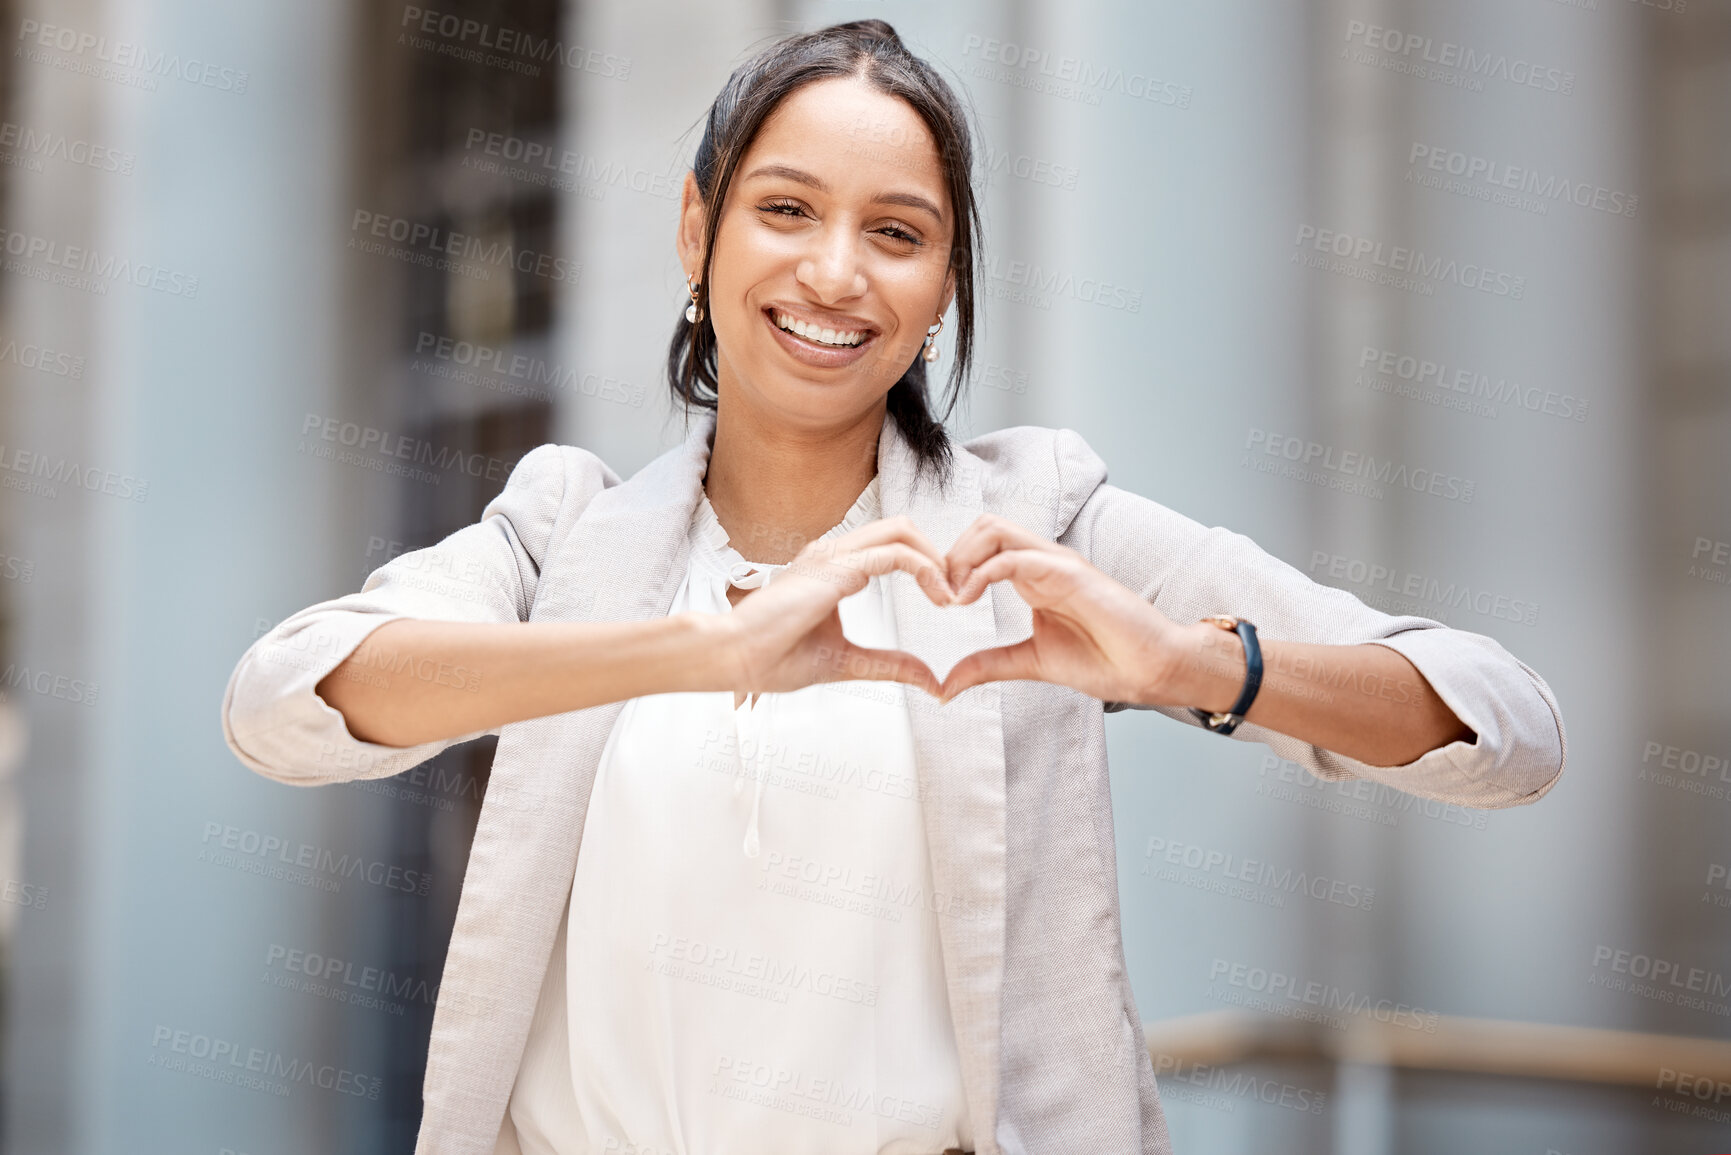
[223,20,1565,1155]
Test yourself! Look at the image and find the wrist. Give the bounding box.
[673,610,747,694]
[1146,622,1245,713]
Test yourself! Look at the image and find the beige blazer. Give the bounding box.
[222,409,1566,1155]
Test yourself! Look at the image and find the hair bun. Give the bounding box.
[837,18,902,47]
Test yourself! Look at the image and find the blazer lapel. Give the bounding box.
[876,418,1009,1155]
[420,414,715,1150]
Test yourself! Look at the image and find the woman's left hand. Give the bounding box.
[936,513,1194,706]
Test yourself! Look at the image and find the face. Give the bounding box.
[678,75,956,432]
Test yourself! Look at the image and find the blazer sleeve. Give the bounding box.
[1052,429,1566,809]
[220,443,615,788]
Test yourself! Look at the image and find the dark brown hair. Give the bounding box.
[666,19,981,486]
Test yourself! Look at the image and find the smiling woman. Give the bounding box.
[669,20,979,499]
[221,18,1567,1155]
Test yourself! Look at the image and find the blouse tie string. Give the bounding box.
[727,560,779,857]
[727,561,774,590]
[733,690,775,858]
[701,481,879,857]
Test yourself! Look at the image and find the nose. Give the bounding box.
[794,219,868,304]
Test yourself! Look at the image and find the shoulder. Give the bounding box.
[486,443,622,526]
[958,425,1109,537]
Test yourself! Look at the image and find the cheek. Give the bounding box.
[873,263,949,346]
[706,231,791,339]
[880,253,951,309]
[711,212,799,284]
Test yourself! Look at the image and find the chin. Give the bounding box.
[753,369,888,423]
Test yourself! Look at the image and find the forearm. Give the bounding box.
[1155,624,1474,767]
[316,614,735,748]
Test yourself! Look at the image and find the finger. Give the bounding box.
[800,540,955,605]
[938,638,1040,702]
[945,513,1063,591]
[823,643,941,697]
[820,515,953,584]
[858,542,957,604]
[951,548,1064,606]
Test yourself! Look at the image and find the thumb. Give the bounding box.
[940,638,1040,702]
[828,643,941,698]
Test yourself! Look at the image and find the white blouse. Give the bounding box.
[506,473,974,1155]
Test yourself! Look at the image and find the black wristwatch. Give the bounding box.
[1188,615,1262,736]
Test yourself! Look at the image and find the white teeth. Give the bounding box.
[774,311,866,347]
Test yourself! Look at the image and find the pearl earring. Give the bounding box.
[922,315,945,363]
[685,274,703,324]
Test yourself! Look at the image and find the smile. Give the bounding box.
[769,308,871,348]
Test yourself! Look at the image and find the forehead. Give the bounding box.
[743,76,949,208]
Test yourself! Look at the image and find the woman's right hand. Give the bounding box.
[716,515,956,700]
[311,518,958,749]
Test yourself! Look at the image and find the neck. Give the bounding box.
[703,399,884,565]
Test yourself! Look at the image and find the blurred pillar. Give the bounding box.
[555,0,782,474]
[1,1,359,1151]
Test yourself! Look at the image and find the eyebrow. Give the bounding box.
[740,163,945,223]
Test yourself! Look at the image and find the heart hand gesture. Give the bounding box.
[936,513,1181,706]
[719,511,1193,711]
[719,515,955,700]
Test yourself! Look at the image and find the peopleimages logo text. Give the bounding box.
[17,19,250,92]
[200,821,432,897]
[1408,143,1636,218]
[0,226,199,297]
[0,443,149,502]
[350,210,581,285]
[1343,20,1574,94]
[149,1025,380,1098]
[1245,429,1476,503]
[960,34,1191,108]
[1294,225,1525,299]
[398,5,631,79]
[300,413,522,483]
[0,120,134,174]
[1358,344,1588,422]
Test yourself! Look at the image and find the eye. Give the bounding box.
[757,198,808,220]
[876,223,923,246]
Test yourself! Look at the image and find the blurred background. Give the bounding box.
[0,0,1726,1151]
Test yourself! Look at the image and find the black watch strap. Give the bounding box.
[1188,616,1262,736]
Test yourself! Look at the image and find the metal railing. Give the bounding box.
[1143,1008,1731,1087]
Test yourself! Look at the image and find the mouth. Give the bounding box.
[763,307,879,368]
